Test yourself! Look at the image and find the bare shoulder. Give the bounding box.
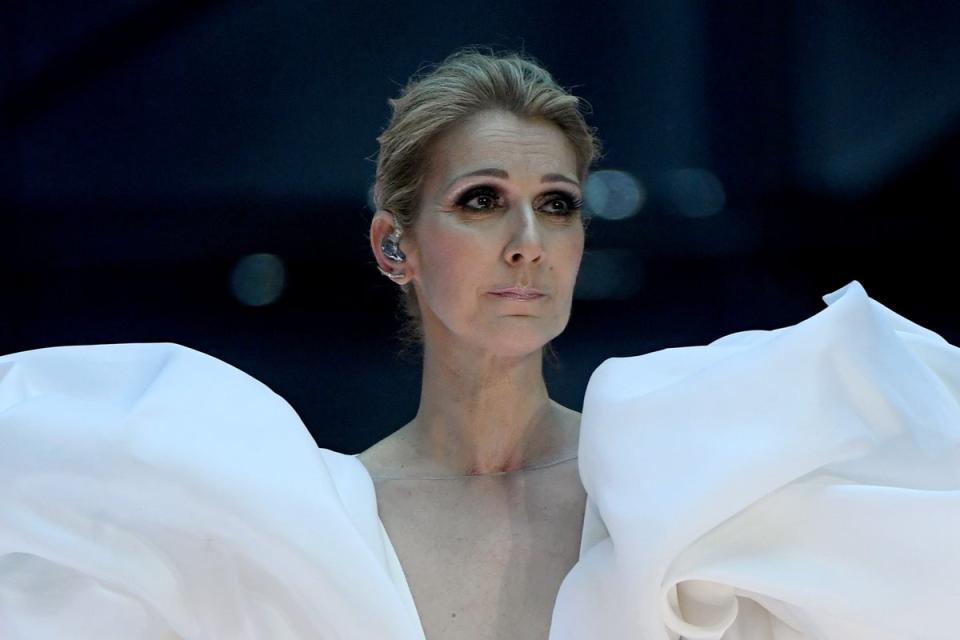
[359,402,581,480]
[552,400,581,428]
[356,422,421,480]
[550,400,582,452]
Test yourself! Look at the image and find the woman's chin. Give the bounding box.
[424,312,568,358]
[478,321,564,358]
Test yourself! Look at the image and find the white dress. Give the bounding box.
[1,281,958,639]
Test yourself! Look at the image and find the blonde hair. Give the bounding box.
[371,46,602,343]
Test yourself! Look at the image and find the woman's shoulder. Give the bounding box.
[356,421,426,481]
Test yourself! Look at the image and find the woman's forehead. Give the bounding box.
[427,111,579,188]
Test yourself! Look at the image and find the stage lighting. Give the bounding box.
[230,253,287,307]
[584,169,646,221]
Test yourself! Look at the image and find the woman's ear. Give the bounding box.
[369,210,413,285]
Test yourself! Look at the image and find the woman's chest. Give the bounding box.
[373,460,587,640]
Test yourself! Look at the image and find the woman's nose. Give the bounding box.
[503,204,544,266]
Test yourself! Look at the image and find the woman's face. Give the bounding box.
[406,109,585,358]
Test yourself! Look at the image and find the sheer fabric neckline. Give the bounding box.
[361,453,579,481]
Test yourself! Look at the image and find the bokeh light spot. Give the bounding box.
[230,253,286,306]
[584,170,646,221]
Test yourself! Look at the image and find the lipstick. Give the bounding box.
[488,286,546,300]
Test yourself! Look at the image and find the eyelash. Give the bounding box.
[456,186,583,216]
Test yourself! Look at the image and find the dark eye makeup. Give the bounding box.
[542,191,584,215]
[454,185,583,216]
[457,186,502,212]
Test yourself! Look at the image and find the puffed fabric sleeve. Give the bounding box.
[552,281,960,640]
[0,343,424,640]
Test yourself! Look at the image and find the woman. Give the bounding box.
[1,48,958,640]
[360,48,598,639]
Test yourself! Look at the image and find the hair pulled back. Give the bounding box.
[371,46,602,340]
[373,47,600,228]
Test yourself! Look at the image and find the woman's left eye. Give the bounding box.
[541,193,583,216]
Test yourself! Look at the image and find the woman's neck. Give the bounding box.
[407,341,578,476]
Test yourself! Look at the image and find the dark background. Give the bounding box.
[3,1,958,453]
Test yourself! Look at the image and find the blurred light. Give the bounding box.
[663,168,726,218]
[230,253,286,306]
[574,249,644,300]
[584,170,646,220]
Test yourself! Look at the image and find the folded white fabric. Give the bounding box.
[0,343,423,640]
[3,280,957,639]
[553,281,960,639]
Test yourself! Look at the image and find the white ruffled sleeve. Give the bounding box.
[0,343,424,640]
[552,281,960,640]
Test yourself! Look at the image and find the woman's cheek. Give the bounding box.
[422,235,481,313]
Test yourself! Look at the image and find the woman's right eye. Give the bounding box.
[457,187,502,212]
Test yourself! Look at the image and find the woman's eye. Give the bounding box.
[455,188,582,216]
[542,193,583,216]
[458,187,501,211]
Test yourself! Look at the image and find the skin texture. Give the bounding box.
[363,110,588,639]
[407,110,585,362]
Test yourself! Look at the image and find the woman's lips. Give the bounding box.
[488,287,546,300]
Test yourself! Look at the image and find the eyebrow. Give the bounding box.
[445,168,580,190]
